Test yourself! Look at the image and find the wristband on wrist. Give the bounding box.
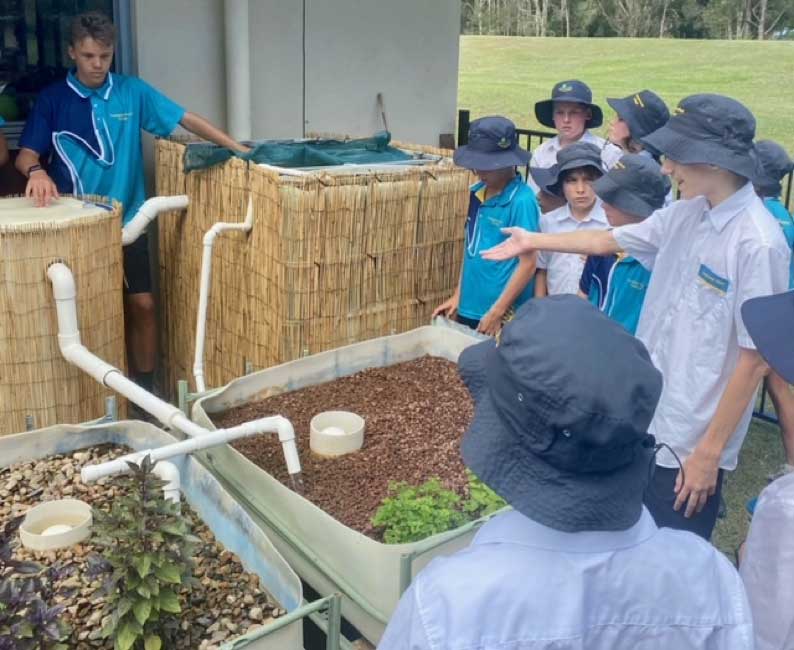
[27,164,43,178]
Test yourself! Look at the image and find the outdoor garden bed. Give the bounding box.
[212,355,475,539]
[1,444,285,650]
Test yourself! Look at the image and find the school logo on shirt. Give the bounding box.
[697,264,730,295]
[110,112,133,121]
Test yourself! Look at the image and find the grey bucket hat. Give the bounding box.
[754,140,794,198]
[459,296,662,533]
[532,142,604,198]
[535,80,604,129]
[642,94,758,179]
[593,154,670,219]
[454,116,531,171]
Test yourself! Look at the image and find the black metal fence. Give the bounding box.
[458,109,794,210]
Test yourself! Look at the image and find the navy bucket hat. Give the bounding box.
[459,296,662,532]
[593,154,670,219]
[531,142,604,198]
[454,116,530,171]
[642,94,758,179]
[754,140,794,198]
[535,80,604,130]
[742,291,794,384]
[607,90,670,140]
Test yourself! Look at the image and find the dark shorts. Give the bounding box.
[123,233,152,295]
[456,314,481,330]
[643,465,725,541]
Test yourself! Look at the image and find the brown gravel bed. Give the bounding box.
[1,445,284,650]
[213,356,474,538]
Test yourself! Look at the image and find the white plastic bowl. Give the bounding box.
[19,499,92,551]
[309,411,365,457]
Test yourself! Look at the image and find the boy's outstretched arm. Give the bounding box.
[482,227,620,260]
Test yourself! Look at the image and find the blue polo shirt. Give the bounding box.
[579,252,650,335]
[459,175,540,321]
[764,197,794,289]
[19,70,185,224]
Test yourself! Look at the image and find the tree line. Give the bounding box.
[460,0,794,39]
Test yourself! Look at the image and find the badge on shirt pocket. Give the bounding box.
[697,264,730,295]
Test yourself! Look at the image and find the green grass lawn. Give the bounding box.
[458,35,794,558]
[459,35,794,158]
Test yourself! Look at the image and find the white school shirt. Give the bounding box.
[379,508,753,650]
[537,202,608,295]
[741,472,794,650]
[613,182,790,469]
[527,132,621,191]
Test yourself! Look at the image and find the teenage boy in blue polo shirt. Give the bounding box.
[754,139,794,476]
[579,154,669,334]
[432,116,538,336]
[484,94,790,541]
[16,11,248,393]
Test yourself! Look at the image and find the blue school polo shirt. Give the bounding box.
[459,175,540,321]
[19,70,185,224]
[579,252,650,335]
[764,197,794,289]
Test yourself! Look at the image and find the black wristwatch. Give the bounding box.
[27,164,43,178]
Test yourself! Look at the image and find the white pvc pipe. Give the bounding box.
[152,461,181,503]
[47,262,301,484]
[224,0,252,141]
[81,415,297,483]
[193,197,254,393]
[121,195,189,246]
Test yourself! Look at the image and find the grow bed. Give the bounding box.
[213,356,474,538]
[191,324,495,643]
[0,423,303,650]
[1,445,284,649]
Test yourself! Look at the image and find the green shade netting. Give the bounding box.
[182,131,413,173]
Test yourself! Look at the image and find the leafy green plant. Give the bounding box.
[463,470,507,517]
[91,455,199,650]
[372,478,469,544]
[0,515,71,650]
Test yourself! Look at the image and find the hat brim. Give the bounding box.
[592,173,656,219]
[529,165,561,196]
[535,98,604,129]
[741,291,794,383]
[753,171,783,198]
[459,341,652,533]
[453,145,530,171]
[642,124,758,179]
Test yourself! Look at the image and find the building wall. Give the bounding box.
[132,0,460,147]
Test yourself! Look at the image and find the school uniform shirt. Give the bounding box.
[613,182,790,470]
[458,175,540,321]
[19,69,185,224]
[379,508,753,650]
[527,132,619,192]
[740,471,794,650]
[764,196,794,289]
[537,202,608,296]
[579,251,650,335]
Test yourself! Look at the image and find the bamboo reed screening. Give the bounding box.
[155,139,471,396]
[0,197,127,434]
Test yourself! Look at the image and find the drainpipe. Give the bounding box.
[47,262,302,490]
[224,0,252,141]
[193,197,254,393]
[121,195,189,246]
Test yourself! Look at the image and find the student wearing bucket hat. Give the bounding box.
[482,94,790,540]
[606,90,670,160]
[527,80,621,193]
[532,142,608,297]
[379,296,753,650]
[578,154,669,335]
[739,290,794,650]
[432,116,539,336]
[753,140,794,478]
